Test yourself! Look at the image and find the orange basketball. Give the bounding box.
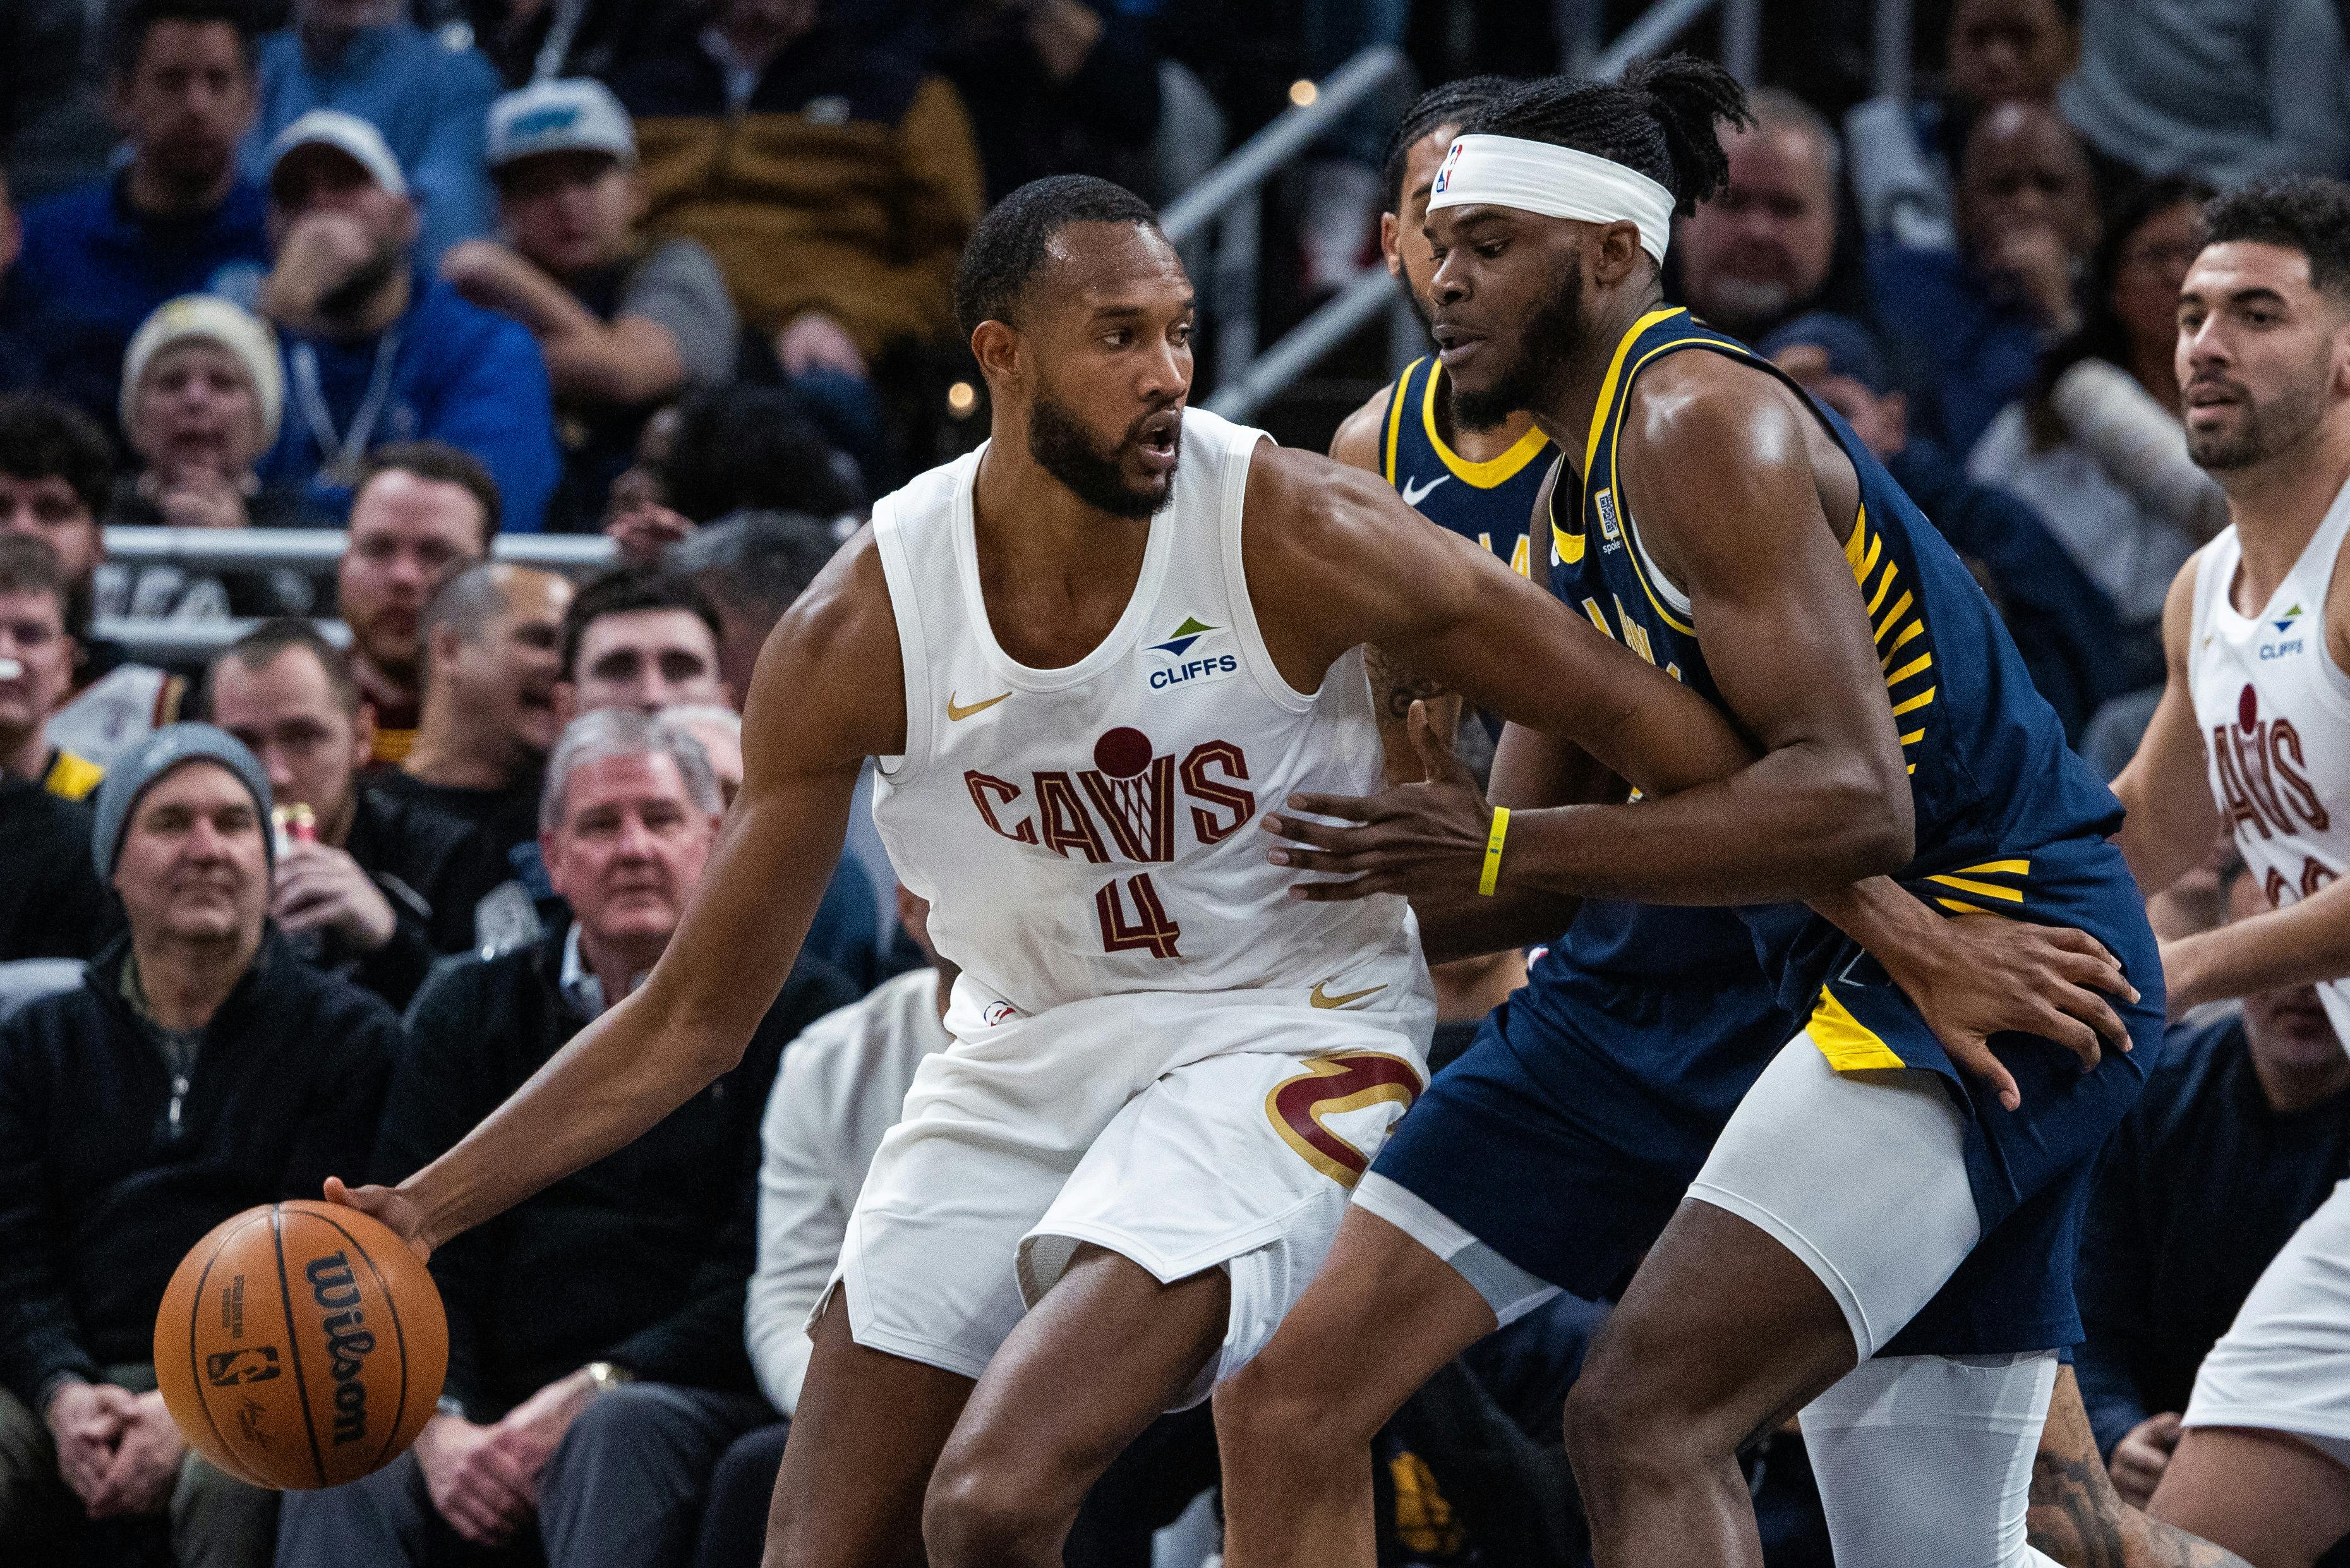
[153,1200,447,1490]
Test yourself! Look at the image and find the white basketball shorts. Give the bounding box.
[2185,1177,2350,1468]
[823,977,1432,1408]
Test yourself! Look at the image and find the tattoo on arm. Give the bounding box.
[1366,642,1446,721]
[2028,1447,2253,1568]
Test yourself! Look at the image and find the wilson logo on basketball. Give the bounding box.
[305,1253,377,1446]
[963,729,1256,865]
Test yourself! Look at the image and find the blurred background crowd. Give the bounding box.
[1,1,2347,1565]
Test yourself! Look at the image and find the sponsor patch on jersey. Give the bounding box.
[1594,488,1623,552]
[982,999,1018,1027]
[1147,615,1239,690]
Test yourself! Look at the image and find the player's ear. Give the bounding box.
[1380,211,1403,277]
[1592,221,1647,287]
[970,319,1021,389]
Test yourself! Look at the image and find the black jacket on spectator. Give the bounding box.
[0,778,110,961]
[2075,1013,2350,1455]
[366,764,545,862]
[310,782,512,1010]
[373,924,857,1416]
[934,1,1162,200]
[0,933,400,1403]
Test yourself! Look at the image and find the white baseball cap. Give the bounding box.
[486,79,636,171]
[266,109,409,199]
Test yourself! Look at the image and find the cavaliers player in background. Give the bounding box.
[320,173,2113,1568]
[2104,176,2350,1568]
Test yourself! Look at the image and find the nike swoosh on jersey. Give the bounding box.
[1309,980,1387,1010]
[946,691,1011,721]
[1399,474,1450,508]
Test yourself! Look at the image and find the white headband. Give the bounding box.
[1427,133,1675,265]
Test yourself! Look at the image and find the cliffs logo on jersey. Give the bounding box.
[2263,603,2306,661]
[2215,683,2331,840]
[1265,1052,1423,1188]
[1148,615,1239,690]
[964,726,1256,864]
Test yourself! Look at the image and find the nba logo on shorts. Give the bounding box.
[1433,142,1463,195]
[983,1001,1018,1027]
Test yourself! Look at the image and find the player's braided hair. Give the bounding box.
[1463,55,1751,216]
[954,175,1162,339]
[1379,75,1519,212]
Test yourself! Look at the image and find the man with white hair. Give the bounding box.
[277,708,854,1568]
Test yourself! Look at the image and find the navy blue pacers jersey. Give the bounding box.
[1382,355,1553,578]
[1377,307,2164,1353]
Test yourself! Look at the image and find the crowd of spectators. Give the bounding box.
[1,0,2349,1565]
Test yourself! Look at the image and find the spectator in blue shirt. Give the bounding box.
[1867,99,2102,457]
[251,111,560,531]
[2075,860,2350,1507]
[9,0,271,440]
[243,0,502,266]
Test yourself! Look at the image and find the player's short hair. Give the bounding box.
[1380,75,1519,213]
[1463,55,1752,216]
[354,441,502,545]
[558,566,723,683]
[0,532,85,642]
[541,706,721,833]
[211,618,361,718]
[0,392,114,526]
[2198,177,2350,305]
[953,175,1163,339]
[112,0,258,78]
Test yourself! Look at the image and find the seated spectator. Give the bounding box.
[1969,174,2225,700]
[105,295,316,624]
[1766,311,2132,739]
[0,393,187,785]
[334,442,496,764]
[0,535,111,961]
[1674,88,1856,346]
[1868,99,2102,456]
[611,0,985,472]
[279,708,854,1568]
[11,0,270,438]
[449,79,738,536]
[244,0,501,264]
[555,566,730,721]
[2075,860,2350,1505]
[1845,0,2080,252]
[0,723,399,1566]
[375,560,574,859]
[934,0,1166,202]
[606,386,859,566]
[251,111,560,530]
[207,618,511,1009]
[2061,0,2349,191]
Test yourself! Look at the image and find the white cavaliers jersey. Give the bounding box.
[2188,477,2350,1049]
[867,407,1429,1024]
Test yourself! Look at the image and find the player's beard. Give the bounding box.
[1452,265,1584,433]
[1028,390,1176,520]
[2188,350,2333,472]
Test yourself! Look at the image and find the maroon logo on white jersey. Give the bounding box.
[963,729,1257,864]
[2215,684,2331,841]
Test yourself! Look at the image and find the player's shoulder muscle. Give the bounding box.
[1329,382,1395,472]
[1617,350,1831,570]
[745,523,908,768]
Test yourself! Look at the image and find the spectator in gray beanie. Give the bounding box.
[91,721,275,881]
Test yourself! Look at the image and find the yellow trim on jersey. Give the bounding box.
[1583,308,1684,476]
[1889,685,1937,718]
[1807,985,1907,1071]
[1554,519,1586,564]
[1420,359,1550,486]
[1955,858,2031,877]
[1924,872,2025,902]
[43,749,103,802]
[1382,358,1418,485]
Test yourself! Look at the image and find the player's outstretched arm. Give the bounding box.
[328,533,908,1258]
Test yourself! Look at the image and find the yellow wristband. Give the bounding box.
[1478,807,1510,896]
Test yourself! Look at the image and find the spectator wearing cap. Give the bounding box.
[1866,99,2103,458]
[243,0,502,266]
[446,79,738,535]
[104,295,318,625]
[9,0,272,440]
[208,618,512,1011]
[0,392,188,787]
[252,109,560,531]
[0,723,398,1566]
[610,0,984,473]
[1764,311,2130,740]
[0,534,111,963]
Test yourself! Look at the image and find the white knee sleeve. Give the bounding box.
[1798,1351,2059,1568]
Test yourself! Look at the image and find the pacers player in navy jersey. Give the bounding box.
[1220,62,2193,1568]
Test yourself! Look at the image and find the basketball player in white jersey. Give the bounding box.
[2106,176,2350,1567]
[321,176,2116,1568]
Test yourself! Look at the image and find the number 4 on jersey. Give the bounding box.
[1097,873,1182,958]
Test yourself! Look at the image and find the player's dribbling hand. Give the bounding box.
[1889,914,2135,1111]
[1263,702,1491,900]
[322,1174,433,1262]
